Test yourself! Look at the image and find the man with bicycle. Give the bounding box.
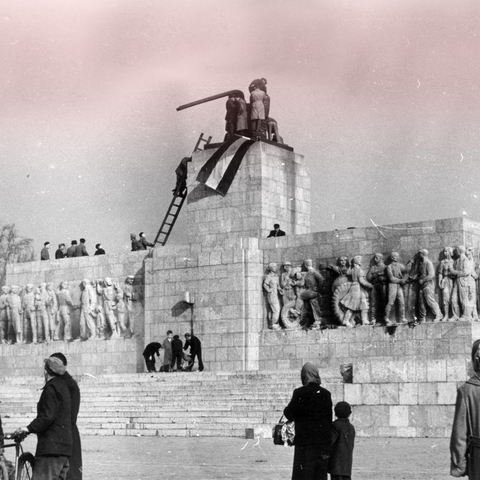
[16,357,72,480]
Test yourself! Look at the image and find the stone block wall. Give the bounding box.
[186,141,310,246]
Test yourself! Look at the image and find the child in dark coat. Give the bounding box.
[328,401,355,480]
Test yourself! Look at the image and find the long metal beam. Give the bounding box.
[176,89,244,111]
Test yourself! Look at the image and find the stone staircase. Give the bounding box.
[0,367,344,438]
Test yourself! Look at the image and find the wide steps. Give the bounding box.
[0,370,344,437]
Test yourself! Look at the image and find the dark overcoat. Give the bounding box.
[62,372,82,480]
[451,375,480,478]
[28,376,72,457]
[328,418,355,476]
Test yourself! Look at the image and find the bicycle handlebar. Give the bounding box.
[4,431,29,443]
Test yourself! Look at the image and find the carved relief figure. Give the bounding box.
[298,259,325,330]
[366,253,388,325]
[263,263,283,330]
[55,281,74,342]
[22,284,37,343]
[437,247,454,321]
[113,292,127,334]
[338,256,372,327]
[466,247,479,321]
[280,262,296,304]
[0,286,10,344]
[385,252,412,325]
[34,284,49,342]
[415,249,442,323]
[79,279,98,341]
[46,283,58,341]
[124,275,139,335]
[450,246,473,321]
[101,277,120,338]
[7,286,22,344]
[328,257,350,294]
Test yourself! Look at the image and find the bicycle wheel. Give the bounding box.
[17,452,35,480]
[0,461,8,480]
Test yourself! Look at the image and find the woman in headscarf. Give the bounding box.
[284,362,333,480]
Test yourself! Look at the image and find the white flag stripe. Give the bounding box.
[204,138,249,190]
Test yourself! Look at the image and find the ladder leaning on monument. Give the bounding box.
[153,133,212,246]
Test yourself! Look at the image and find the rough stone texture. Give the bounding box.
[186,142,310,245]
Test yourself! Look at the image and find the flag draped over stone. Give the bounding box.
[196,136,255,196]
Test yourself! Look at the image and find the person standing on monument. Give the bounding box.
[184,332,204,372]
[66,240,77,258]
[162,330,173,372]
[384,252,412,325]
[451,339,480,479]
[75,238,89,257]
[15,357,72,480]
[40,242,50,261]
[94,244,105,255]
[249,84,267,138]
[234,93,248,137]
[224,94,238,140]
[139,232,154,250]
[55,243,66,259]
[50,353,83,480]
[267,223,286,238]
[284,362,332,480]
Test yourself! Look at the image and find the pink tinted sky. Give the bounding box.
[1,0,480,255]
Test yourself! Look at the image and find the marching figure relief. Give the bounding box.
[264,246,480,330]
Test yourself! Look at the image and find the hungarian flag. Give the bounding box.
[196,136,256,196]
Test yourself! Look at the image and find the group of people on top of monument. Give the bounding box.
[264,246,480,330]
[130,232,154,251]
[143,331,203,373]
[41,239,105,260]
[0,274,140,345]
[224,78,283,143]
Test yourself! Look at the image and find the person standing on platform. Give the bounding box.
[15,357,72,480]
[55,244,66,259]
[94,244,105,255]
[50,353,82,480]
[183,332,204,372]
[143,342,162,372]
[75,239,89,257]
[451,339,480,479]
[171,335,183,371]
[40,242,50,261]
[162,331,173,372]
[284,362,332,480]
[66,241,77,258]
[139,232,154,250]
[267,223,286,238]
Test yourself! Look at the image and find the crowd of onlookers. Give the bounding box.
[39,232,157,261]
[40,239,105,260]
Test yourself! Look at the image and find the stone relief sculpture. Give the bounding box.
[298,259,324,330]
[22,284,37,344]
[79,279,98,341]
[366,253,388,325]
[280,262,296,304]
[437,247,454,321]
[55,281,74,342]
[100,277,121,338]
[450,246,473,321]
[263,263,282,330]
[124,275,141,336]
[413,249,442,323]
[8,286,22,344]
[46,282,58,341]
[334,256,372,327]
[466,247,479,321]
[0,286,10,344]
[35,284,49,342]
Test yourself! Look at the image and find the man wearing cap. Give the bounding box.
[16,357,72,480]
[267,223,286,238]
[50,353,82,480]
[183,332,204,372]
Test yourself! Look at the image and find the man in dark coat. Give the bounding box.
[139,232,154,250]
[50,353,82,480]
[55,244,66,259]
[161,331,173,372]
[267,223,286,238]
[40,242,50,261]
[66,241,77,258]
[94,244,105,255]
[284,362,332,480]
[451,339,480,478]
[143,342,162,372]
[75,238,89,257]
[183,332,204,372]
[171,335,183,371]
[16,357,72,480]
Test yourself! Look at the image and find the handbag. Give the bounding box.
[272,415,295,446]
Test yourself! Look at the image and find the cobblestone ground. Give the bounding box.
[12,435,452,480]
